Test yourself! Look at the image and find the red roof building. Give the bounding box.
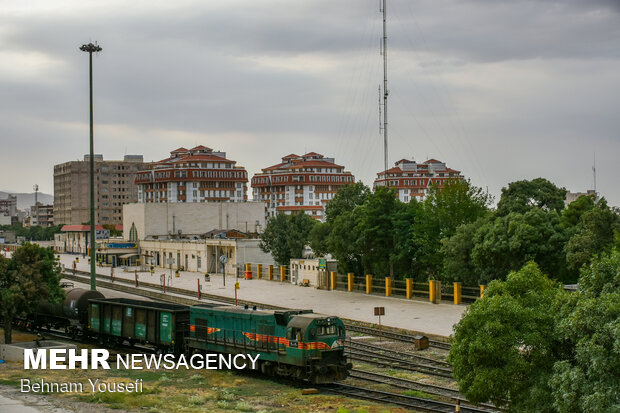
[135,146,248,203]
[374,158,464,202]
[251,153,355,220]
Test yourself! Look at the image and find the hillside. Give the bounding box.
[0,191,54,211]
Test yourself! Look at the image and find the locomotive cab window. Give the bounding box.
[317,325,337,336]
[287,327,303,342]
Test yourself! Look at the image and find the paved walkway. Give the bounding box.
[59,254,465,338]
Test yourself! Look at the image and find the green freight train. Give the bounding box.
[86,297,351,383]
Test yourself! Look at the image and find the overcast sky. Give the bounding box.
[1,0,619,206]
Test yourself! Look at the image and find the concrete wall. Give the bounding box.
[139,238,274,276]
[123,202,265,240]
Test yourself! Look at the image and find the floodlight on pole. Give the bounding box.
[79,42,102,291]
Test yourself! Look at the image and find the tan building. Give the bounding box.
[140,238,273,276]
[26,203,54,227]
[135,146,248,203]
[251,152,355,221]
[54,154,144,226]
[289,258,337,289]
[123,202,265,241]
[374,158,464,202]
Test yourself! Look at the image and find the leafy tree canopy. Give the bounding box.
[0,243,63,344]
[471,208,571,283]
[496,178,566,216]
[449,262,565,411]
[551,250,620,412]
[259,213,316,266]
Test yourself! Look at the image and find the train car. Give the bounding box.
[88,298,193,354]
[186,305,350,383]
[32,288,104,336]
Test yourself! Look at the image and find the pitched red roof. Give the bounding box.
[282,160,344,169]
[396,158,411,164]
[303,152,323,158]
[189,145,212,152]
[424,158,442,163]
[376,167,402,175]
[282,154,300,160]
[170,147,188,153]
[169,154,231,163]
[61,225,105,232]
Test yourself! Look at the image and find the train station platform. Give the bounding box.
[58,254,466,338]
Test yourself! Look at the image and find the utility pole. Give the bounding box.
[79,42,102,291]
[381,0,389,178]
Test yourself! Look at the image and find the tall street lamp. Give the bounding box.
[80,42,102,291]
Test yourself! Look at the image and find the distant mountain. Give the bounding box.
[0,191,54,211]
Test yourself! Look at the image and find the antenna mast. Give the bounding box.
[381,0,389,177]
[592,153,597,194]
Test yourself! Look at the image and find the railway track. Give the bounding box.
[345,323,452,350]
[322,383,494,413]
[347,349,453,378]
[348,339,451,369]
[348,369,499,412]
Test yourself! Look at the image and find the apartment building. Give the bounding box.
[135,146,248,203]
[26,203,54,227]
[54,154,144,225]
[374,158,464,202]
[251,152,355,220]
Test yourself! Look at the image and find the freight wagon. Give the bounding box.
[88,298,193,354]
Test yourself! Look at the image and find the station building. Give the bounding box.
[374,158,464,202]
[135,146,248,204]
[251,152,355,221]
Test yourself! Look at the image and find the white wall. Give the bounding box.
[123,202,265,240]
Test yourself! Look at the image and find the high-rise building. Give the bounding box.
[251,152,355,220]
[374,158,464,202]
[54,154,144,225]
[135,146,248,203]
[0,195,17,217]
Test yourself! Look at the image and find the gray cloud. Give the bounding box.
[0,0,619,206]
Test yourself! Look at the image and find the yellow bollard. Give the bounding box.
[366,274,373,294]
[330,271,337,290]
[280,266,286,282]
[385,277,392,297]
[347,273,354,292]
[268,265,273,280]
[454,282,462,305]
[480,285,487,298]
[257,264,263,279]
[406,278,413,299]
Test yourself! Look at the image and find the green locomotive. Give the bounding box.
[187,305,351,383]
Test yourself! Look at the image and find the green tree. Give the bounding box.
[550,250,620,412]
[308,221,331,257]
[0,243,64,344]
[496,178,567,216]
[471,209,571,283]
[565,199,620,272]
[358,186,400,276]
[259,213,316,266]
[412,180,491,279]
[449,262,566,411]
[326,210,364,276]
[561,194,595,228]
[324,182,371,222]
[441,218,487,285]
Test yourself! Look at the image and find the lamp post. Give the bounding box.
[80,42,102,291]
